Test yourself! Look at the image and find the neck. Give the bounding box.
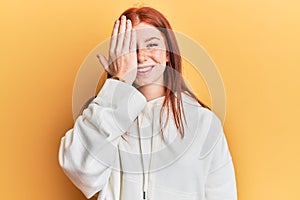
[137,84,165,102]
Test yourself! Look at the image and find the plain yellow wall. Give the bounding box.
[1,0,300,199]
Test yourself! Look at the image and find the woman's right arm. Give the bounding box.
[58,79,146,199]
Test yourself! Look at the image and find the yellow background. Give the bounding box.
[1,0,299,199]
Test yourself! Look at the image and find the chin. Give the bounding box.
[134,77,164,89]
[133,79,150,88]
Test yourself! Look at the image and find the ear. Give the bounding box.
[166,51,170,62]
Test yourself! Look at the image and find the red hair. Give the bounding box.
[120,7,210,139]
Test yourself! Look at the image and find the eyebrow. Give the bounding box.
[145,37,160,43]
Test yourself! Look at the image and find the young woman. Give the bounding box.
[58,7,237,200]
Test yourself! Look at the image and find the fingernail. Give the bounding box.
[121,15,126,20]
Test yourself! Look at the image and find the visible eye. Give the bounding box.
[146,43,158,48]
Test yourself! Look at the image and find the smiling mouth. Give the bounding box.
[137,65,154,76]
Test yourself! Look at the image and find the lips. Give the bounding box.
[137,65,154,76]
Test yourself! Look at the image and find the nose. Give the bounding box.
[137,48,148,64]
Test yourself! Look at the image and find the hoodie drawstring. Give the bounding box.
[137,107,155,200]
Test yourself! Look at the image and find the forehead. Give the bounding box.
[133,22,164,40]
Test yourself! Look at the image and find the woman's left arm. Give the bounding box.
[204,131,238,200]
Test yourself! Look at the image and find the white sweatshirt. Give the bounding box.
[58,79,237,200]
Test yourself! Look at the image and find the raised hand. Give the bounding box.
[97,15,137,85]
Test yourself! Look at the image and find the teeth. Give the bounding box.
[138,66,152,72]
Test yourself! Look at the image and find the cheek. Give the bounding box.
[151,50,167,64]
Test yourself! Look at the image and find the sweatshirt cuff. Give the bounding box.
[93,78,147,137]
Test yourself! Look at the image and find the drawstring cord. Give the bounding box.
[137,107,155,200]
[117,143,123,199]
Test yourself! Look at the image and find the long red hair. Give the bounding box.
[119,7,210,139]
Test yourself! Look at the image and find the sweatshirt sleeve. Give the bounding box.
[203,113,238,200]
[58,79,147,199]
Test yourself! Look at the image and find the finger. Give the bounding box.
[122,19,132,52]
[109,19,120,57]
[96,54,110,73]
[129,28,137,53]
[115,15,127,54]
[111,19,120,37]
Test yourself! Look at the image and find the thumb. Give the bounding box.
[96,54,110,73]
